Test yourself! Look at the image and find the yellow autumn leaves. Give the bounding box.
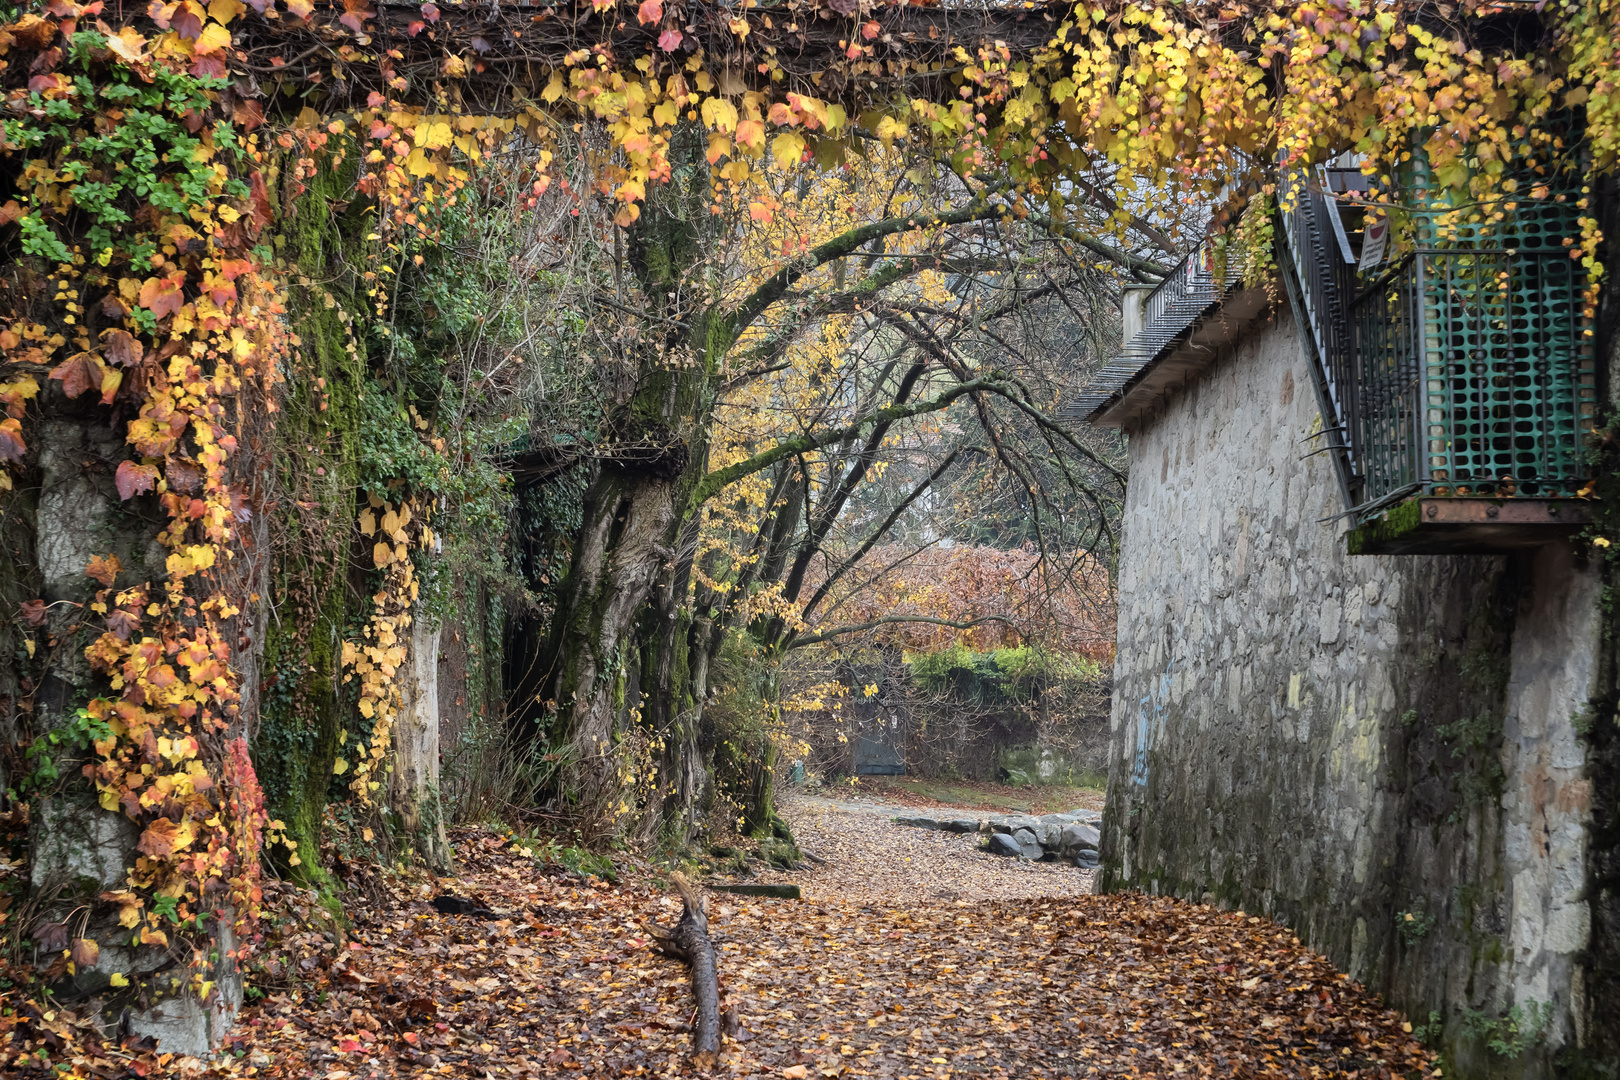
[339,492,435,805]
[533,57,856,223]
[359,489,435,567]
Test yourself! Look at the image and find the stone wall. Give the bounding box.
[1098,305,1608,1076]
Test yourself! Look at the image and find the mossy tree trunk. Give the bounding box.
[545,465,679,823]
[254,564,349,901]
[531,200,723,829]
[644,515,717,836]
[512,158,996,840]
[252,151,369,901]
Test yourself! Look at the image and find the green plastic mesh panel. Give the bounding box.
[1351,154,1594,507]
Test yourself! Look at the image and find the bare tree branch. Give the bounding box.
[728,204,1005,340]
[688,373,1005,512]
[795,448,966,630]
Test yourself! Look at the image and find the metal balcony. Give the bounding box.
[1277,161,1596,554]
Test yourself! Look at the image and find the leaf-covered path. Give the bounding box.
[217,798,1431,1080]
[3,811,1433,1079]
[737,793,1097,905]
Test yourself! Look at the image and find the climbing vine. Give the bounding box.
[194,0,1620,288]
[339,491,432,804]
[0,2,294,992]
[11,0,1593,303]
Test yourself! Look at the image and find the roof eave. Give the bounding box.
[1084,280,1275,430]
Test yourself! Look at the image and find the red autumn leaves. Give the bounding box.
[137,274,184,319]
[116,460,160,500]
[45,327,146,407]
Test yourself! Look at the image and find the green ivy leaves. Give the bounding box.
[12,31,247,269]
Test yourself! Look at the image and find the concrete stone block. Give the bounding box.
[30,796,139,895]
[123,984,238,1059]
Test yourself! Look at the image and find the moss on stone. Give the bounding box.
[1346,497,1423,555]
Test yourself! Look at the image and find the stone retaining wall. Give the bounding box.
[1099,306,1609,1076]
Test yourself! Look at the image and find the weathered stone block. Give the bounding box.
[989,816,1041,837]
[893,815,941,830]
[1011,828,1042,860]
[29,796,139,896]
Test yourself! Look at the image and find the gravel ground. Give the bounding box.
[737,792,1096,905]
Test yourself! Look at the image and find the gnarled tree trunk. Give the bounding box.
[541,464,680,824]
[511,155,727,836]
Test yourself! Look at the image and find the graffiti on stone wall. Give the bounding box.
[1131,655,1177,785]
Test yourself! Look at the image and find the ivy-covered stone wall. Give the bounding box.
[1099,305,1608,1077]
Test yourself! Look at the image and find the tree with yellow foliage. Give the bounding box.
[496,133,1151,835]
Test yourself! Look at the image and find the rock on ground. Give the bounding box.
[1058,822,1101,856]
[1012,827,1044,860]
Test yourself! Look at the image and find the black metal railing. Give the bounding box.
[1075,155,1595,493]
[1348,252,1431,505]
[1281,176,1359,448]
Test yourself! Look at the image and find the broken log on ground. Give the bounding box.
[646,873,721,1066]
[709,883,801,899]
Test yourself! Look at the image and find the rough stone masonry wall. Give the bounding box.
[1098,305,1608,1077]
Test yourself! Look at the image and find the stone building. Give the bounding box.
[1075,171,1618,1075]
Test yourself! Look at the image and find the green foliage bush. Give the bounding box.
[1462,1000,1552,1058]
[908,642,1100,706]
[10,706,112,801]
[5,32,256,274]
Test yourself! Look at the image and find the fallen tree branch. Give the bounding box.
[708,882,802,899]
[647,873,722,1066]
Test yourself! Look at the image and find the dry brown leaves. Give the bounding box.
[0,822,1435,1080]
[714,896,1435,1080]
[0,995,182,1078]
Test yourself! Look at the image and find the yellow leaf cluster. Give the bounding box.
[340,494,432,805]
